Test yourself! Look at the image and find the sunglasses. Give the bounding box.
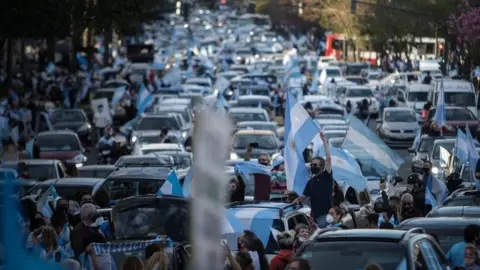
[465,252,476,259]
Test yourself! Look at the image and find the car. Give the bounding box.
[182,84,211,96]
[0,159,68,181]
[427,107,479,136]
[430,79,477,117]
[345,63,369,76]
[235,95,272,109]
[36,130,88,174]
[345,76,369,85]
[159,98,192,108]
[409,135,439,173]
[50,109,93,146]
[77,165,116,179]
[224,201,313,260]
[319,66,343,85]
[228,107,270,124]
[376,107,420,148]
[231,129,280,160]
[235,121,279,137]
[396,84,430,114]
[109,195,190,270]
[132,131,183,146]
[152,151,193,169]
[93,166,173,203]
[114,154,175,168]
[28,177,105,202]
[339,86,380,117]
[184,77,212,88]
[238,85,270,96]
[365,72,382,90]
[397,217,480,253]
[427,206,480,218]
[154,104,194,127]
[442,189,480,207]
[132,114,188,144]
[315,117,348,131]
[296,228,449,270]
[137,143,185,156]
[429,138,479,177]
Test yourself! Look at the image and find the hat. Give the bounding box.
[407,173,422,184]
[272,155,284,167]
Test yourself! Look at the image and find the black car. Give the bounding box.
[27,177,104,202]
[77,165,116,179]
[109,195,190,269]
[427,206,480,218]
[296,228,448,270]
[114,155,175,168]
[397,217,480,253]
[50,109,93,146]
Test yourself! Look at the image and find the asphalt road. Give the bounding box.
[82,118,413,182]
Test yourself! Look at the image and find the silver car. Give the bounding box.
[377,107,420,148]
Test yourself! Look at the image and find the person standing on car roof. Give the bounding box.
[404,173,426,216]
[293,131,333,228]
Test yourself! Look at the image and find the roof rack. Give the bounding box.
[402,227,426,240]
[225,201,301,218]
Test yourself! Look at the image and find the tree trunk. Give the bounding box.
[71,29,83,71]
[6,38,14,86]
[46,37,55,63]
[103,24,113,66]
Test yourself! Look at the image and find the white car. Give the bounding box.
[339,86,380,116]
[365,71,382,91]
[135,143,185,156]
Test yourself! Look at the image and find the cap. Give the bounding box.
[272,155,284,167]
[407,173,422,184]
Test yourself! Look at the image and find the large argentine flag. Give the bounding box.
[342,116,405,175]
[454,129,468,165]
[433,79,447,128]
[284,91,319,194]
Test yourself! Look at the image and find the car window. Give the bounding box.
[443,198,480,207]
[103,178,165,201]
[2,163,57,181]
[136,117,180,131]
[384,111,417,122]
[51,111,85,123]
[57,164,64,178]
[345,187,359,205]
[36,134,81,152]
[229,112,267,123]
[434,92,476,107]
[300,241,405,270]
[233,134,277,149]
[287,217,296,230]
[346,89,373,97]
[432,142,455,159]
[408,92,428,102]
[418,138,434,152]
[294,214,309,227]
[359,190,371,205]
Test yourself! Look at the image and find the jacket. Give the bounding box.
[269,249,293,270]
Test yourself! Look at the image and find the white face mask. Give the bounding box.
[298,237,307,242]
[326,214,334,224]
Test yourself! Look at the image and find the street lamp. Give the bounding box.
[176,1,182,15]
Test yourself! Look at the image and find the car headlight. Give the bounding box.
[72,154,86,165]
[431,167,439,174]
[381,127,391,134]
[182,131,188,138]
[131,136,137,143]
[230,152,239,160]
[78,123,91,133]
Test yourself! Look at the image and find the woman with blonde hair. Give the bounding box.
[31,225,58,260]
[123,255,144,270]
[145,252,169,270]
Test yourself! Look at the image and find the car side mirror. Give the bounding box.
[376,119,382,123]
[394,176,404,184]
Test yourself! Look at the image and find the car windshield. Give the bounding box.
[300,241,405,270]
[78,169,115,179]
[434,108,476,121]
[326,69,341,77]
[1,163,56,181]
[36,134,80,152]
[159,153,192,169]
[233,134,277,149]
[115,157,174,167]
[51,111,85,123]
[29,185,93,202]
[113,200,189,243]
[229,112,267,123]
[136,117,180,131]
[418,138,434,153]
[346,78,368,85]
[238,124,276,134]
[158,108,191,124]
[142,148,180,155]
[432,142,455,159]
[367,74,380,80]
[103,178,165,201]
[138,135,163,145]
[435,92,476,107]
[407,92,428,102]
[401,227,464,253]
[346,89,373,97]
[384,111,417,122]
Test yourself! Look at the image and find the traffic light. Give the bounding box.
[351,0,356,14]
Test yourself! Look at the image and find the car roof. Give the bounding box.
[427,206,480,217]
[108,167,171,179]
[2,159,58,166]
[229,107,266,113]
[225,201,304,219]
[39,177,104,186]
[38,130,77,136]
[314,229,408,241]
[235,129,275,136]
[157,151,191,157]
[398,217,480,228]
[156,104,188,110]
[383,107,415,113]
[237,121,276,126]
[346,85,372,90]
[238,95,270,101]
[140,143,183,150]
[78,165,116,171]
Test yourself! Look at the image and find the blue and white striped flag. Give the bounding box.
[426,174,448,206]
[342,116,405,175]
[111,86,126,108]
[226,207,276,248]
[234,161,272,184]
[454,129,468,165]
[26,139,34,158]
[182,167,193,198]
[284,91,320,193]
[157,170,183,197]
[466,125,480,188]
[37,184,59,218]
[136,84,153,114]
[425,186,437,208]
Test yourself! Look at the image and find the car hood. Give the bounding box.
[232,148,279,158]
[40,150,82,161]
[413,152,429,162]
[383,122,418,130]
[52,122,85,132]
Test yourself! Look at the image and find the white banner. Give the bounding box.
[190,111,232,270]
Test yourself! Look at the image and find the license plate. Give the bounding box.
[102,150,111,155]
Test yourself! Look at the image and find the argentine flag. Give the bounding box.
[136,84,153,114]
[433,79,447,128]
[284,91,320,193]
[111,86,126,108]
[454,129,468,165]
[342,116,405,175]
[157,170,183,197]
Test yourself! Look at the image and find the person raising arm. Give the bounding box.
[294,131,333,228]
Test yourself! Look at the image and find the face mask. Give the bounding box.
[326,214,334,224]
[298,237,307,243]
[311,167,320,175]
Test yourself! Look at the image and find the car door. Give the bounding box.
[417,239,449,270]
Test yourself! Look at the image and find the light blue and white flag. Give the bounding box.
[45,62,55,74]
[412,128,422,150]
[157,170,183,197]
[226,207,276,247]
[466,125,480,188]
[433,79,447,128]
[454,129,468,165]
[111,86,126,108]
[284,91,320,193]
[136,84,153,114]
[342,116,405,175]
[426,174,448,206]
[76,52,88,70]
[425,186,437,208]
[26,139,34,158]
[182,167,194,198]
[37,184,59,218]
[234,161,272,184]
